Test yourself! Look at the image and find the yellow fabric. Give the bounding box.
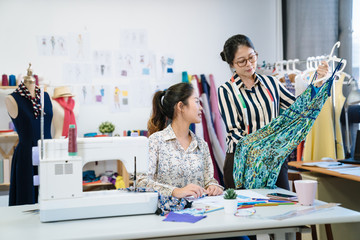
[115,176,126,189]
[303,73,345,161]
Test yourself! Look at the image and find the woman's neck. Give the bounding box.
[24,82,36,97]
[171,120,190,140]
[237,72,255,89]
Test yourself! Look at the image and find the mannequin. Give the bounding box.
[5,64,53,206]
[52,86,78,138]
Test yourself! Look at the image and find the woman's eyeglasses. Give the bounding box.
[234,52,258,67]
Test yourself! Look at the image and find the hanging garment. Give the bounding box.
[191,75,204,138]
[195,75,221,183]
[9,90,53,206]
[209,74,227,153]
[54,97,76,138]
[233,64,342,189]
[303,73,346,161]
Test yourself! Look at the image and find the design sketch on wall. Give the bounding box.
[135,50,156,77]
[68,32,91,61]
[131,78,152,108]
[63,63,92,84]
[111,85,130,112]
[119,29,148,49]
[37,35,67,56]
[93,85,109,104]
[157,54,175,78]
[115,50,135,78]
[93,50,112,79]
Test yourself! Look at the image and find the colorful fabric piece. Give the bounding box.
[233,63,342,189]
[157,195,190,216]
[14,82,41,118]
[163,212,206,223]
[54,97,76,138]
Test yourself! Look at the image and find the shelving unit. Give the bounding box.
[0,86,17,89]
[0,133,18,190]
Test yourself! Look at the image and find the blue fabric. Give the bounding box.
[9,91,53,206]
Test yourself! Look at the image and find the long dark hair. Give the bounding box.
[147,82,194,136]
[220,34,255,65]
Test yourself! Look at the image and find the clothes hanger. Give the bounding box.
[312,41,347,84]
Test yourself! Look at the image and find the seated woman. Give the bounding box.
[138,82,223,198]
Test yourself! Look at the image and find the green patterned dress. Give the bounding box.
[233,63,343,189]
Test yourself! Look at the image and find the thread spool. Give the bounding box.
[68,124,77,156]
[2,74,9,86]
[33,74,39,85]
[9,75,16,86]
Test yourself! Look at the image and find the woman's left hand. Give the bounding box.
[317,61,329,80]
[206,185,223,196]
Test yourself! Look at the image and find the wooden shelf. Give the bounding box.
[0,183,10,191]
[0,86,16,89]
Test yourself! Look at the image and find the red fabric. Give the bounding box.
[54,97,76,138]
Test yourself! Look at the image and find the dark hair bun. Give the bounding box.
[220,51,226,62]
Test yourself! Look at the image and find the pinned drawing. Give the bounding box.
[111,85,130,112]
[93,50,112,78]
[37,35,67,56]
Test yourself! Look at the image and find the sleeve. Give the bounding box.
[217,85,247,152]
[277,79,296,110]
[137,135,176,196]
[202,141,224,190]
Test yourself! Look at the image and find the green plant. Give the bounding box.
[223,188,237,199]
[99,121,115,134]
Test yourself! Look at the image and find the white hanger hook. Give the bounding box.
[329,41,341,58]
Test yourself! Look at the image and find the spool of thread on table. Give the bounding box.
[2,74,9,86]
[68,124,77,156]
[9,75,16,86]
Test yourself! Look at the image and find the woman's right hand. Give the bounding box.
[172,184,207,198]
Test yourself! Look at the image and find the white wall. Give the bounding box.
[0,0,280,136]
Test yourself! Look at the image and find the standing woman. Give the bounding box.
[139,82,223,198]
[218,34,328,189]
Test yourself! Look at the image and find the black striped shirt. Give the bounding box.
[218,72,296,153]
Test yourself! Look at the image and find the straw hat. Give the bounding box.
[52,86,75,99]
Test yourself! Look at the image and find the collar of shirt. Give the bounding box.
[162,124,199,152]
[231,72,264,90]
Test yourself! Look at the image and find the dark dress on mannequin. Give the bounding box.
[9,91,52,206]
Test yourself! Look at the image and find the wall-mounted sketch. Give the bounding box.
[111,85,130,112]
[63,63,92,84]
[37,35,67,56]
[131,78,152,108]
[93,50,112,79]
[68,32,91,61]
[119,29,148,49]
[157,54,175,78]
[115,50,135,78]
[135,49,155,77]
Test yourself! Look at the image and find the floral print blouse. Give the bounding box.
[138,124,222,196]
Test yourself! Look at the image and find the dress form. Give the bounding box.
[52,86,78,138]
[5,64,53,206]
[52,96,79,138]
[5,78,36,118]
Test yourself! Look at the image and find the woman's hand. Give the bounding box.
[206,185,223,196]
[172,184,207,198]
[316,61,329,80]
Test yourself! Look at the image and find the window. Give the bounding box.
[353,0,360,81]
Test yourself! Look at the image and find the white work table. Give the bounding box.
[1,189,360,240]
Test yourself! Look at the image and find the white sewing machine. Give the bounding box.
[36,136,158,222]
